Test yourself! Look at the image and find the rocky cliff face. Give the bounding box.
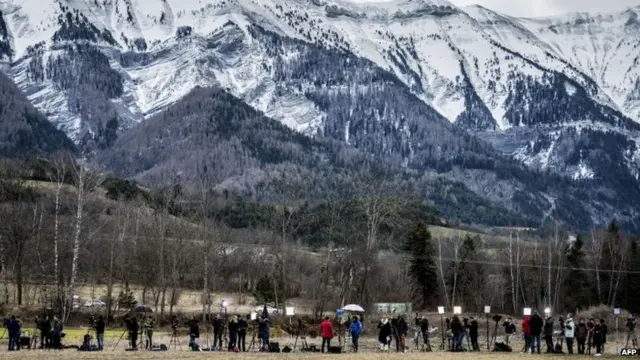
[0,0,639,229]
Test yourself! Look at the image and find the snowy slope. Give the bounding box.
[0,0,637,133]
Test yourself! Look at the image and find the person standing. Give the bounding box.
[95,315,105,350]
[237,315,248,352]
[258,317,270,352]
[320,317,334,353]
[37,316,51,349]
[502,317,516,345]
[521,315,531,353]
[576,318,587,354]
[7,316,19,351]
[469,317,479,351]
[350,316,362,353]
[143,316,153,350]
[543,316,554,353]
[397,315,409,352]
[391,315,399,351]
[529,310,543,354]
[228,315,239,351]
[377,317,392,351]
[213,315,224,350]
[128,317,140,350]
[51,317,63,349]
[586,318,595,355]
[564,314,575,354]
[450,316,464,351]
[188,316,200,350]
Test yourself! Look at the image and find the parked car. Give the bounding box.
[83,299,106,308]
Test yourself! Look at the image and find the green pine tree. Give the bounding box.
[458,235,486,310]
[117,282,137,310]
[564,234,588,311]
[404,222,438,309]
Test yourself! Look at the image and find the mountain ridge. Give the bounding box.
[0,0,639,229]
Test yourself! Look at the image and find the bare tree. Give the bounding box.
[47,151,69,305]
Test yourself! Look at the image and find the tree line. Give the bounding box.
[1,153,639,327]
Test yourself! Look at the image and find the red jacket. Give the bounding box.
[320,320,334,339]
[522,316,531,335]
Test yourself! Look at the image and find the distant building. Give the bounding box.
[373,302,412,315]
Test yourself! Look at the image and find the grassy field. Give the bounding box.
[0,327,624,359]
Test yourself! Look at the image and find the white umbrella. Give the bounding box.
[342,304,365,312]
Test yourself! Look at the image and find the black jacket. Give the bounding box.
[213,318,224,334]
[189,319,199,338]
[420,319,429,333]
[228,320,239,335]
[378,321,392,343]
[469,320,479,337]
[96,319,105,334]
[543,320,554,337]
[238,319,248,335]
[396,318,408,336]
[450,317,464,334]
[529,314,544,335]
[503,321,516,334]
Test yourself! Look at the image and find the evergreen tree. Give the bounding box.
[624,235,640,313]
[564,234,588,312]
[117,282,137,310]
[404,222,438,309]
[458,235,486,310]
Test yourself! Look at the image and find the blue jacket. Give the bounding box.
[7,320,19,336]
[350,320,363,335]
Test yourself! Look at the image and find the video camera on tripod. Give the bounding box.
[627,316,636,331]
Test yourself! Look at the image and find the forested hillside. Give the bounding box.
[0,72,75,157]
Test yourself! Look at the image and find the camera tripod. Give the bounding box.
[247,327,258,351]
[112,330,143,352]
[169,329,182,351]
[413,329,432,352]
[292,321,308,352]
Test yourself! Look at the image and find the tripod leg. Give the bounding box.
[111,330,128,353]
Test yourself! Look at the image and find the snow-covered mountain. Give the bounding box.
[1,0,640,228]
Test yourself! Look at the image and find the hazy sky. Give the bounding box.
[347,0,639,17]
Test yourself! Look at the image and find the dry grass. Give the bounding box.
[0,329,625,359]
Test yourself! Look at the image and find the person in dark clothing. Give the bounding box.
[127,317,139,349]
[586,318,595,355]
[576,318,587,354]
[143,316,154,350]
[420,317,430,345]
[543,317,555,353]
[38,316,51,349]
[594,318,607,356]
[51,317,63,349]
[377,317,392,351]
[7,316,19,351]
[502,317,516,345]
[95,316,106,350]
[450,316,464,351]
[396,316,409,352]
[528,310,544,354]
[391,316,400,352]
[228,316,239,351]
[237,315,248,352]
[188,316,200,350]
[469,317,479,351]
[258,317,270,352]
[213,315,224,350]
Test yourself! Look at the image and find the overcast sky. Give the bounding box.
[347,0,638,17]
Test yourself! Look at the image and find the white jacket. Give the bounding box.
[564,318,575,338]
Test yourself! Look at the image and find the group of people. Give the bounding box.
[376,314,410,352]
[446,316,480,351]
[123,314,154,350]
[185,314,270,352]
[511,311,609,355]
